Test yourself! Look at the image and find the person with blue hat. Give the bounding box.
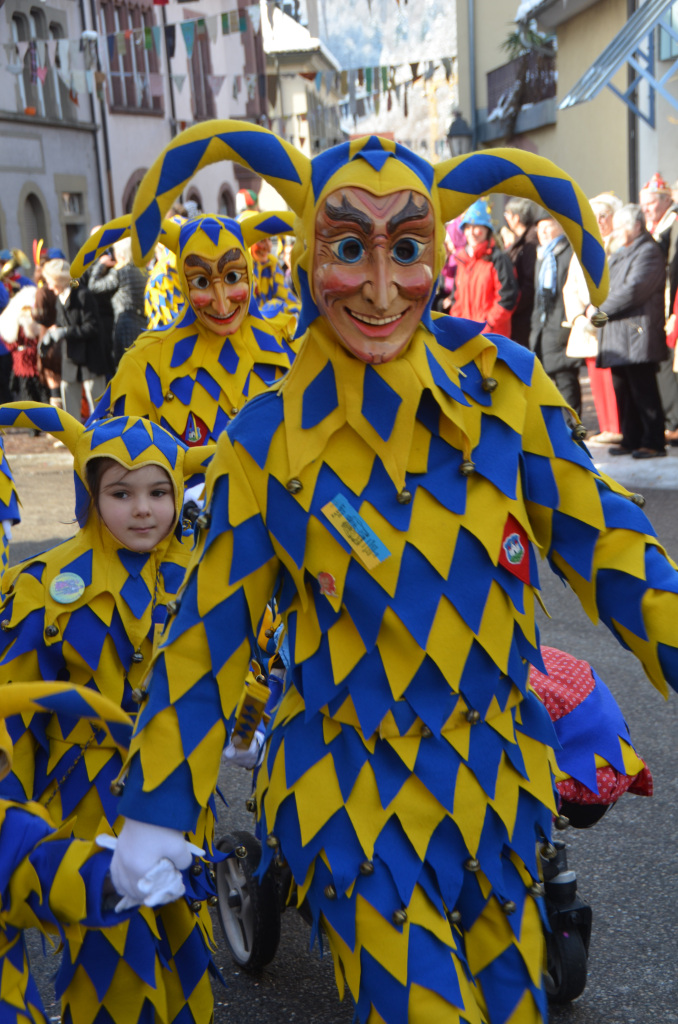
[450,198,519,336]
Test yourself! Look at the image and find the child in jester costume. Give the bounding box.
[0,681,213,1024]
[108,123,678,1024]
[76,209,299,447]
[0,403,217,1024]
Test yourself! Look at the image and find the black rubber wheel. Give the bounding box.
[545,928,588,1003]
[215,830,281,971]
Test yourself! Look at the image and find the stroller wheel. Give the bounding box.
[545,928,588,1003]
[215,830,281,971]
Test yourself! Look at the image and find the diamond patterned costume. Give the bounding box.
[112,124,677,1024]
[0,437,20,576]
[0,405,217,1024]
[76,213,299,447]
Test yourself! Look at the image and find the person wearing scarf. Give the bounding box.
[529,212,581,414]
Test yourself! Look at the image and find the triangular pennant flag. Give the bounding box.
[239,12,247,32]
[196,18,206,36]
[267,0,276,28]
[149,72,164,97]
[180,21,195,59]
[207,74,225,96]
[365,67,372,93]
[144,27,153,50]
[314,71,322,92]
[164,24,175,58]
[152,25,161,54]
[245,72,256,99]
[37,65,48,84]
[85,68,94,93]
[133,27,144,47]
[206,15,218,43]
[116,31,127,56]
[247,4,261,33]
[442,57,452,80]
[410,62,419,81]
[381,66,388,90]
[172,73,186,92]
[229,10,239,32]
[222,12,230,34]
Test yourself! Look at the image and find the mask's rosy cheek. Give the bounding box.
[315,262,362,304]
[228,284,249,304]
[397,264,434,299]
[190,291,212,309]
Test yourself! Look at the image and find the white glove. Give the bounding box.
[222,729,265,770]
[101,818,204,912]
[43,326,67,347]
[183,482,205,507]
[97,834,186,911]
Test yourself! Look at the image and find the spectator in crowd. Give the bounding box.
[87,237,147,368]
[432,216,465,312]
[450,199,518,335]
[503,197,540,347]
[34,258,107,421]
[589,204,667,458]
[0,284,48,403]
[639,173,678,443]
[563,191,623,444]
[529,210,580,413]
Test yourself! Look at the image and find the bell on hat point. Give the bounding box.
[590,309,608,327]
[460,459,475,477]
[481,377,498,393]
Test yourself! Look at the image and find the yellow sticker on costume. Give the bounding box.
[322,494,390,571]
[49,572,86,604]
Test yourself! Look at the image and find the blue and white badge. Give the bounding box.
[49,572,86,604]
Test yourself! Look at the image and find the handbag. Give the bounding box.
[565,315,599,359]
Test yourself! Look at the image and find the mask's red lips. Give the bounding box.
[346,307,409,338]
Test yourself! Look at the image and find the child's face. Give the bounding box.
[96,463,175,552]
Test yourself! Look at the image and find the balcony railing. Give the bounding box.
[486,52,557,118]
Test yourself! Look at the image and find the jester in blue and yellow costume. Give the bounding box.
[0,681,213,1023]
[75,210,299,447]
[0,436,20,577]
[246,228,300,319]
[0,403,217,1023]
[109,123,678,1024]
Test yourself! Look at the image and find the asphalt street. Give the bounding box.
[6,427,678,1024]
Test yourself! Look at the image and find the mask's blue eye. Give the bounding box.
[392,238,424,264]
[331,238,364,263]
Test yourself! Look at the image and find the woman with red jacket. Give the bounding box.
[450,199,518,335]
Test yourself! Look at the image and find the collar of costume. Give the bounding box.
[279,316,495,490]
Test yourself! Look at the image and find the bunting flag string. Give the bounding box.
[0,1,456,118]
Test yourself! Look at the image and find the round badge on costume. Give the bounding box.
[49,572,86,604]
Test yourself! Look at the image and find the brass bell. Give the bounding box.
[166,600,179,616]
[131,650,144,663]
[464,857,480,873]
[245,796,257,813]
[130,688,146,704]
[45,624,59,638]
[502,900,517,915]
[630,492,646,508]
[255,673,267,684]
[554,814,570,831]
[190,861,203,876]
[396,488,412,505]
[571,423,587,442]
[1,619,10,631]
[392,908,408,925]
[359,860,374,876]
[420,725,432,738]
[528,882,545,898]
[234,845,248,859]
[195,512,211,530]
[460,459,475,477]
[190,899,202,912]
[230,407,239,416]
[207,894,219,907]
[265,835,279,849]
[324,884,337,899]
[481,377,498,393]
[448,909,462,924]
[264,628,275,639]
[164,392,175,401]
[286,478,303,494]
[109,780,124,796]
[465,709,481,725]
[589,309,608,328]
[539,842,557,860]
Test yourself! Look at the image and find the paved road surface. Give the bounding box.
[6,430,678,1023]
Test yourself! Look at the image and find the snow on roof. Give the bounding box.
[261,1,340,69]
[515,0,548,20]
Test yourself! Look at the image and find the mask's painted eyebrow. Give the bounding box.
[218,248,245,273]
[324,195,373,233]
[184,254,212,274]
[387,193,431,233]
